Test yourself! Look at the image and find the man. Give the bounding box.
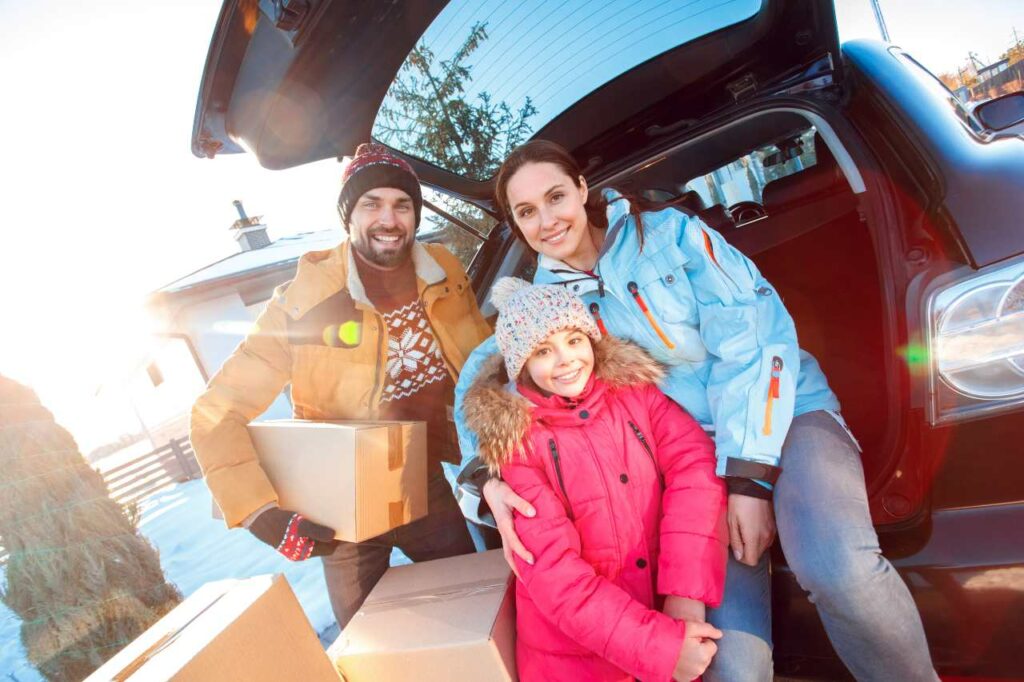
[191,143,491,628]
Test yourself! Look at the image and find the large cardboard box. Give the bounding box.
[329,550,517,682]
[247,420,427,543]
[85,574,339,681]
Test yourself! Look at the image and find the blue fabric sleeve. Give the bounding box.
[674,214,800,473]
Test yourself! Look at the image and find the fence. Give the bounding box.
[0,439,201,566]
[101,437,202,506]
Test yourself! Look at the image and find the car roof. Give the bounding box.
[192,0,839,197]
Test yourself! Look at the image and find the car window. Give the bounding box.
[371,0,764,181]
[419,187,497,270]
[898,52,984,134]
[684,128,818,208]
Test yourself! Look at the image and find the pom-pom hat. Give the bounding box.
[337,143,423,228]
[490,277,602,380]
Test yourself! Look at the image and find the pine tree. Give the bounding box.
[0,374,181,681]
[374,22,538,183]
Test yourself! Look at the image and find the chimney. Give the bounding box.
[229,200,271,252]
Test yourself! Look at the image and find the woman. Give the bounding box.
[455,140,937,682]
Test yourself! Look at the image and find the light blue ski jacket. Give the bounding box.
[456,189,839,485]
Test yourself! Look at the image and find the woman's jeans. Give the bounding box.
[705,411,937,682]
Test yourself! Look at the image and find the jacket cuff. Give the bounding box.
[726,477,774,500]
[723,457,781,484]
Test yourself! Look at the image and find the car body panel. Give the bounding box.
[843,41,1024,269]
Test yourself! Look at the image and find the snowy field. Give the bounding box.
[0,478,412,680]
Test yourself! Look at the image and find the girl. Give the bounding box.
[463,277,726,682]
[456,140,937,682]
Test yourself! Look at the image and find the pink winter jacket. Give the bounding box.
[463,337,727,682]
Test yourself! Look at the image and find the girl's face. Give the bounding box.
[524,328,595,399]
[505,162,591,264]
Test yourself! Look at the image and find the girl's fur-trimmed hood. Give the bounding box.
[463,336,664,473]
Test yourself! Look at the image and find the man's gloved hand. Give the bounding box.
[249,508,338,561]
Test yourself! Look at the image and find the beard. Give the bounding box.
[352,228,414,269]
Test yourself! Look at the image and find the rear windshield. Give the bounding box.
[372,0,763,181]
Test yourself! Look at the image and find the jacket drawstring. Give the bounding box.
[626,282,676,349]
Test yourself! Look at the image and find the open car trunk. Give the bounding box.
[613,115,892,494]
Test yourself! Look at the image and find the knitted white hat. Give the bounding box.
[490,277,602,380]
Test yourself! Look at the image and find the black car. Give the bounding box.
[192,1,1024,678]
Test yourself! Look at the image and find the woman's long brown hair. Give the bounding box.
[494,139,668,253]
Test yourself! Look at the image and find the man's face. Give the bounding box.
[347,187,417,269]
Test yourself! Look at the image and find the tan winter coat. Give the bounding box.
[190,239,491,527]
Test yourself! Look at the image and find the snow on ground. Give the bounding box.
[1,478,411,680]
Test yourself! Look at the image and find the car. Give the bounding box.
[191,1,1024,678]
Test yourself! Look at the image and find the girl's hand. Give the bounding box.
[728,493,776,566]
[483,478,536,578]
[673,621,722,681]
[663,596,705,624]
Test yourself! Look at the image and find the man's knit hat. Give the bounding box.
[490,277,602,380]
[337,143,422,228]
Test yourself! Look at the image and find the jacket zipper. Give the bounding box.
[628,421,664,488]
[762,356,783,436]
[420,281,458,374]
[548,439,574,520]
[369,310,388,412]
[626,281,676,349]
[589,302,609,335]
[701,229,742,294]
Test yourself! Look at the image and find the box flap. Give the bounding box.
[333,551,512,655]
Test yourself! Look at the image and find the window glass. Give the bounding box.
[684,128,818,209]
[419,187,497,269]
[899,53,983,134]
[372,0,764,180]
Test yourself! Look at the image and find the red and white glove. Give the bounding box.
[249,508,338,561]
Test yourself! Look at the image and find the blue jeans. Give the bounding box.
[705,411,937,682]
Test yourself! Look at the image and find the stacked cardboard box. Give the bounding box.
[330,549,517,681]
[245,420,427,542]
[86,575,339,681]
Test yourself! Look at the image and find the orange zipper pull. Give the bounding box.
[763,356,783,435]
[589,302,609,336]
[627,281,676,349]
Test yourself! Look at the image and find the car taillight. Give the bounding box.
[927,257,1024,424]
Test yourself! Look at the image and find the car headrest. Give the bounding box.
[670,190,706,213]
[762,142,844,211]
[697,204,735,232]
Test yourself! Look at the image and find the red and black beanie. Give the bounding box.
[337,143,422,228]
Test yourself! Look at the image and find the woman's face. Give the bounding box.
[505,162,591,263]
[524,328,594,399]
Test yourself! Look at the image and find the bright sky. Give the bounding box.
[1,0,1021,450]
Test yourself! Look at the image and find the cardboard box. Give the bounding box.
[247,420,427,543]
[86,574,339,682]
[329,550,517,682]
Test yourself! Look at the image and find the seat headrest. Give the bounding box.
[672,190,706,213]
[697,204,735,232]
[762,139,844,211]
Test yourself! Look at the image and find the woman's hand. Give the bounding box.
[673,621,722,681]
[663,596,705,624]
[483,478,536,578]
[727,493,776,566]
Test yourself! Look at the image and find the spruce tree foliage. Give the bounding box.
[0,375,181,681]
[374,22,537,267]
[374,21,538,183]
